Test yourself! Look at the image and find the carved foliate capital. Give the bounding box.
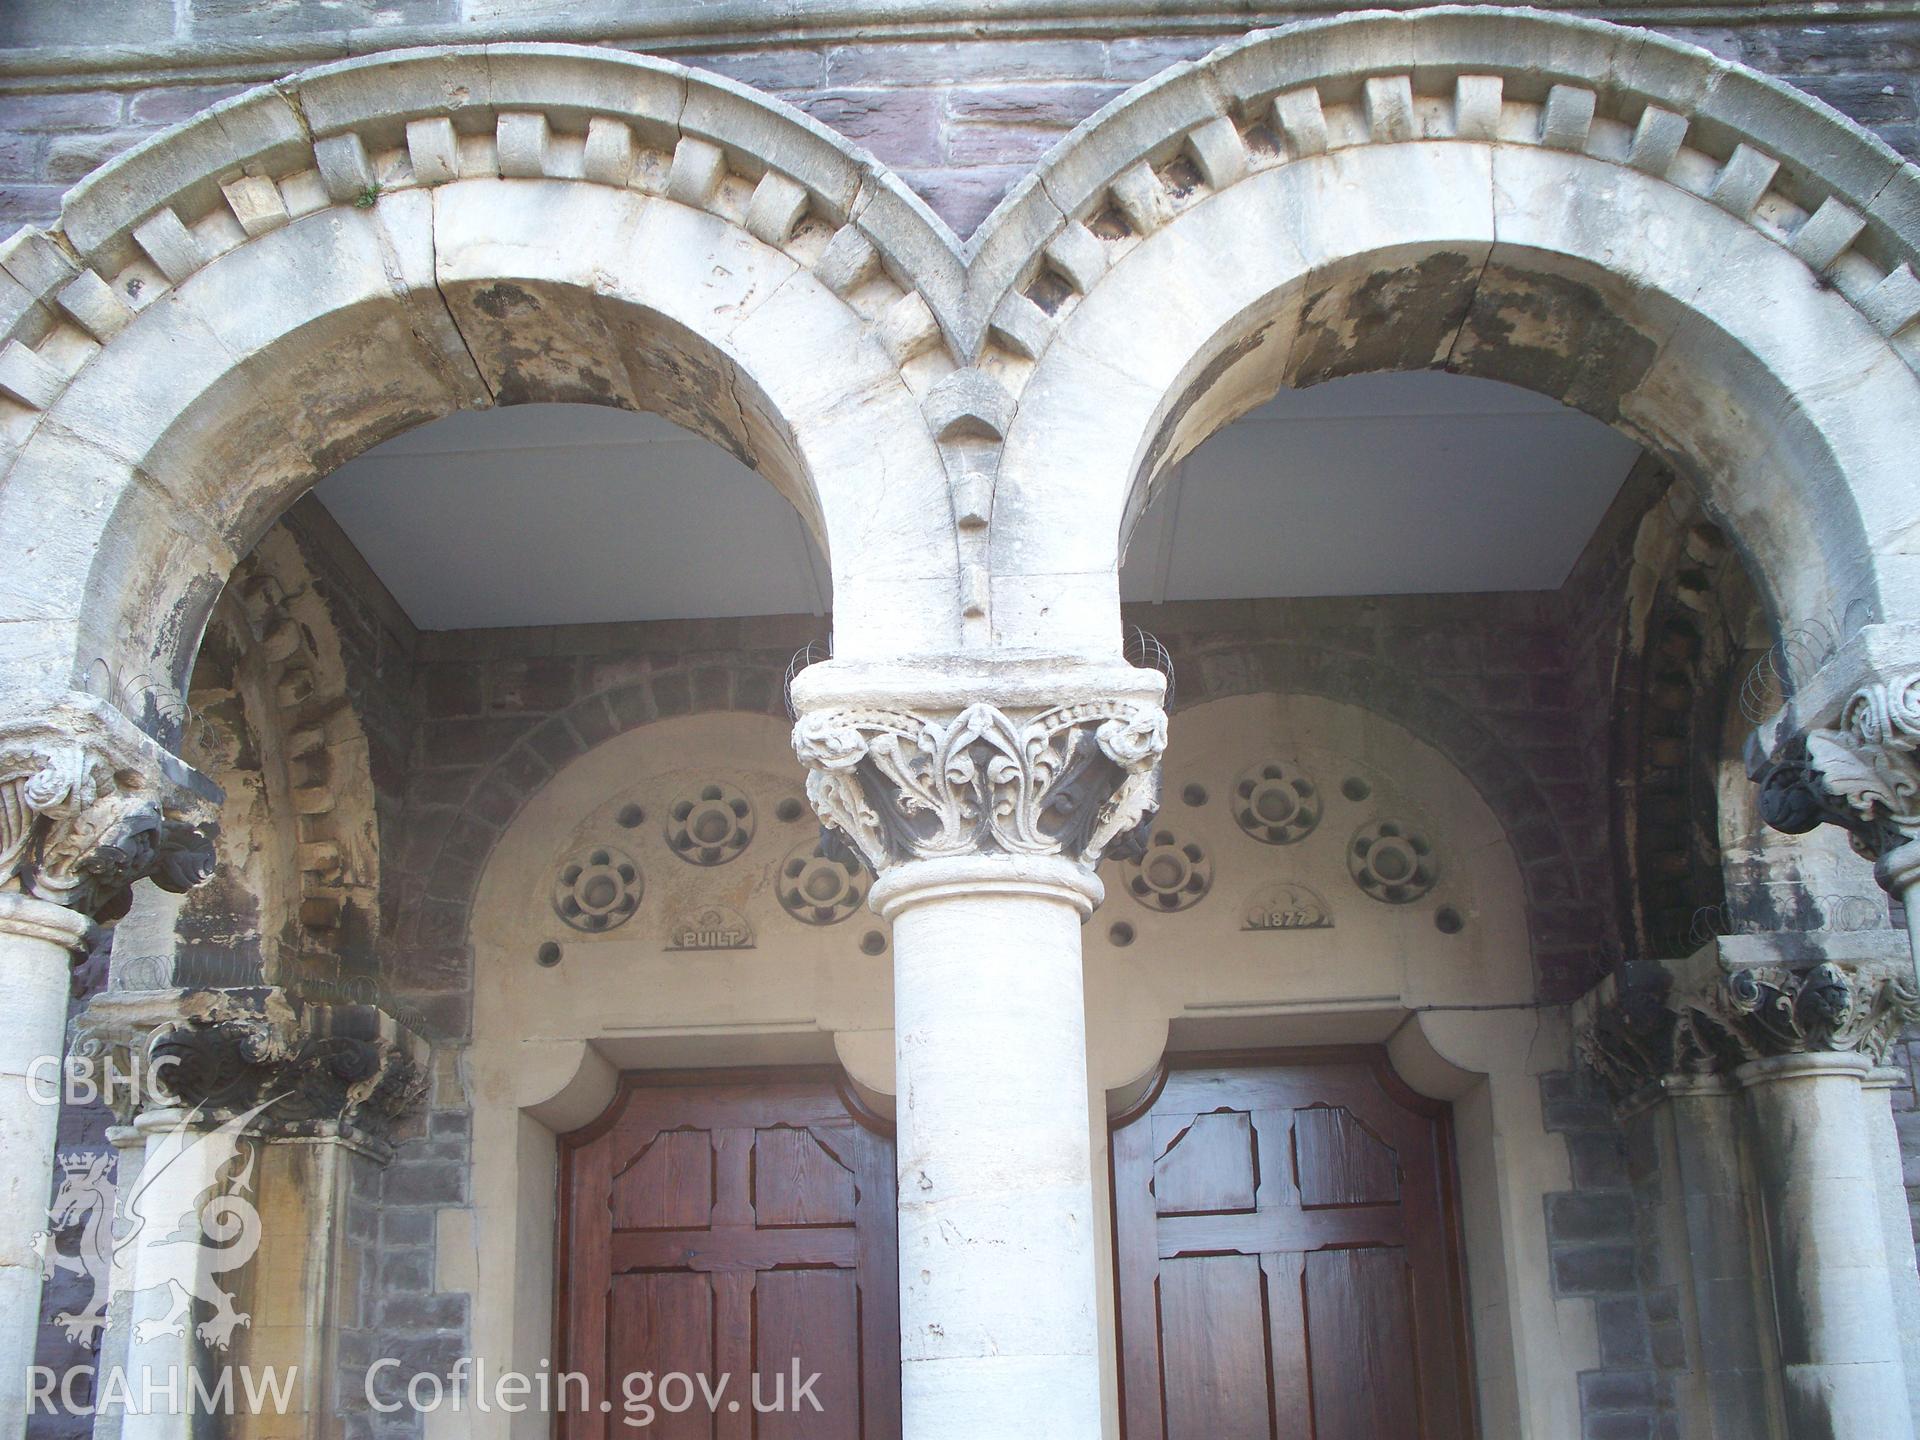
[791,698,1169,872]
[75,986,429,1146]
[1712,962,1920,1064]
[0,697,220,923]
[1578,958,1920,1102]
[1758,673,1920,864]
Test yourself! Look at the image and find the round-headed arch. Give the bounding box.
[6,14,1920,736]
[979,8,1920,656]
[0,43,971,738]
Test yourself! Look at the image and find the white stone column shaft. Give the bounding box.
[120,1108,238,1440]
[1739,1052,1915,1440]
[89,1123,148,1440]
[0,893,89,1438]
[1863,1067,1920,1434]
[874,855,1105,1440]
[1657,1077,1783,1439]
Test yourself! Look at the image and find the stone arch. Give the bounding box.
[163,515,387,995]
[0,44,966,735]
[1604,477,1759,958]
[982,9,1920,655]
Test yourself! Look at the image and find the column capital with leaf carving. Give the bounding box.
[1753,669,1920,865]
[787,655,1169,876]
[1576,942,1920,1105]
[0,694,220,929]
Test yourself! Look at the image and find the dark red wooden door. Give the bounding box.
[1112,1050,1474,1440]
[558,1069,901,1439]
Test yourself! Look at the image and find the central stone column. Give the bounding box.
[792,658,1167,1440]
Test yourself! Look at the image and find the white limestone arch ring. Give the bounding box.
[0,43,965,734]
[982,8,1920,653]
[5,13,1920,737]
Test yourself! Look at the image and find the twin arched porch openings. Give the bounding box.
[0,11,1915,743]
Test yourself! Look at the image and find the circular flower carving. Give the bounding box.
[1123,829,1212,912]
[1348,820,1438,904]
[552,845,643,932]
[665,782,755,866]
[776,838,868,925]
[1232,760,1322,845]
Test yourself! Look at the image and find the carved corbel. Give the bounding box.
[0,696,220,924]
[1576,964,1733,1104]
[791,697,1170,873]
[75,986,428,1149]
[1756,672,1920,863]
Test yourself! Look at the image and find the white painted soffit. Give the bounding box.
[314,375,1640,630]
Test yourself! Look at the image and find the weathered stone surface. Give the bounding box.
[3,13,1920,1440]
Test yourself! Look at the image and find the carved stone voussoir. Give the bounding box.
[75,986,429,1149]
[1758,672,1920,863]
[791,698,1169,872]
[0,696,221,923]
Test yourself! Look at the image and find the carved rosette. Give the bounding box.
[791,699,1170,872]
[1758,673,1920,863]
[0,698,219,924]
[74,987,429,1149]
[1579,960,1920,1102]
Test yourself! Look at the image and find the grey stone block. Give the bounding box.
[0,93,123,133]
[1549,1190,1637,1242]
[678,48,827,93]
[127,84,253,128]
[44,130,146,185]
[897,164,1024,237]
[945,83,1123,125]
[1584,1413,1658,1440]
[187,0,453,32]
[1594,1297,1652,1365]
[793,87,940,170]
[378,1293,469,1331]
[1554,1242,1640,1295]
[0,0,173,47]
[382,1158,466,1206]
[824,39,1107,89]
[1580,1367,1662,1412]
[944,121,1071,168]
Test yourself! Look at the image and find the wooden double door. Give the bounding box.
[557,1070,901,1438]
[1111,1050,1475,1440]
[559,1053,1470,1439]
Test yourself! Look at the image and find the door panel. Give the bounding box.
[559,1070,901,1439]
[1112,1050,1474,1440]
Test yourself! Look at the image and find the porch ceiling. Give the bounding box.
[314,373,1638,632]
